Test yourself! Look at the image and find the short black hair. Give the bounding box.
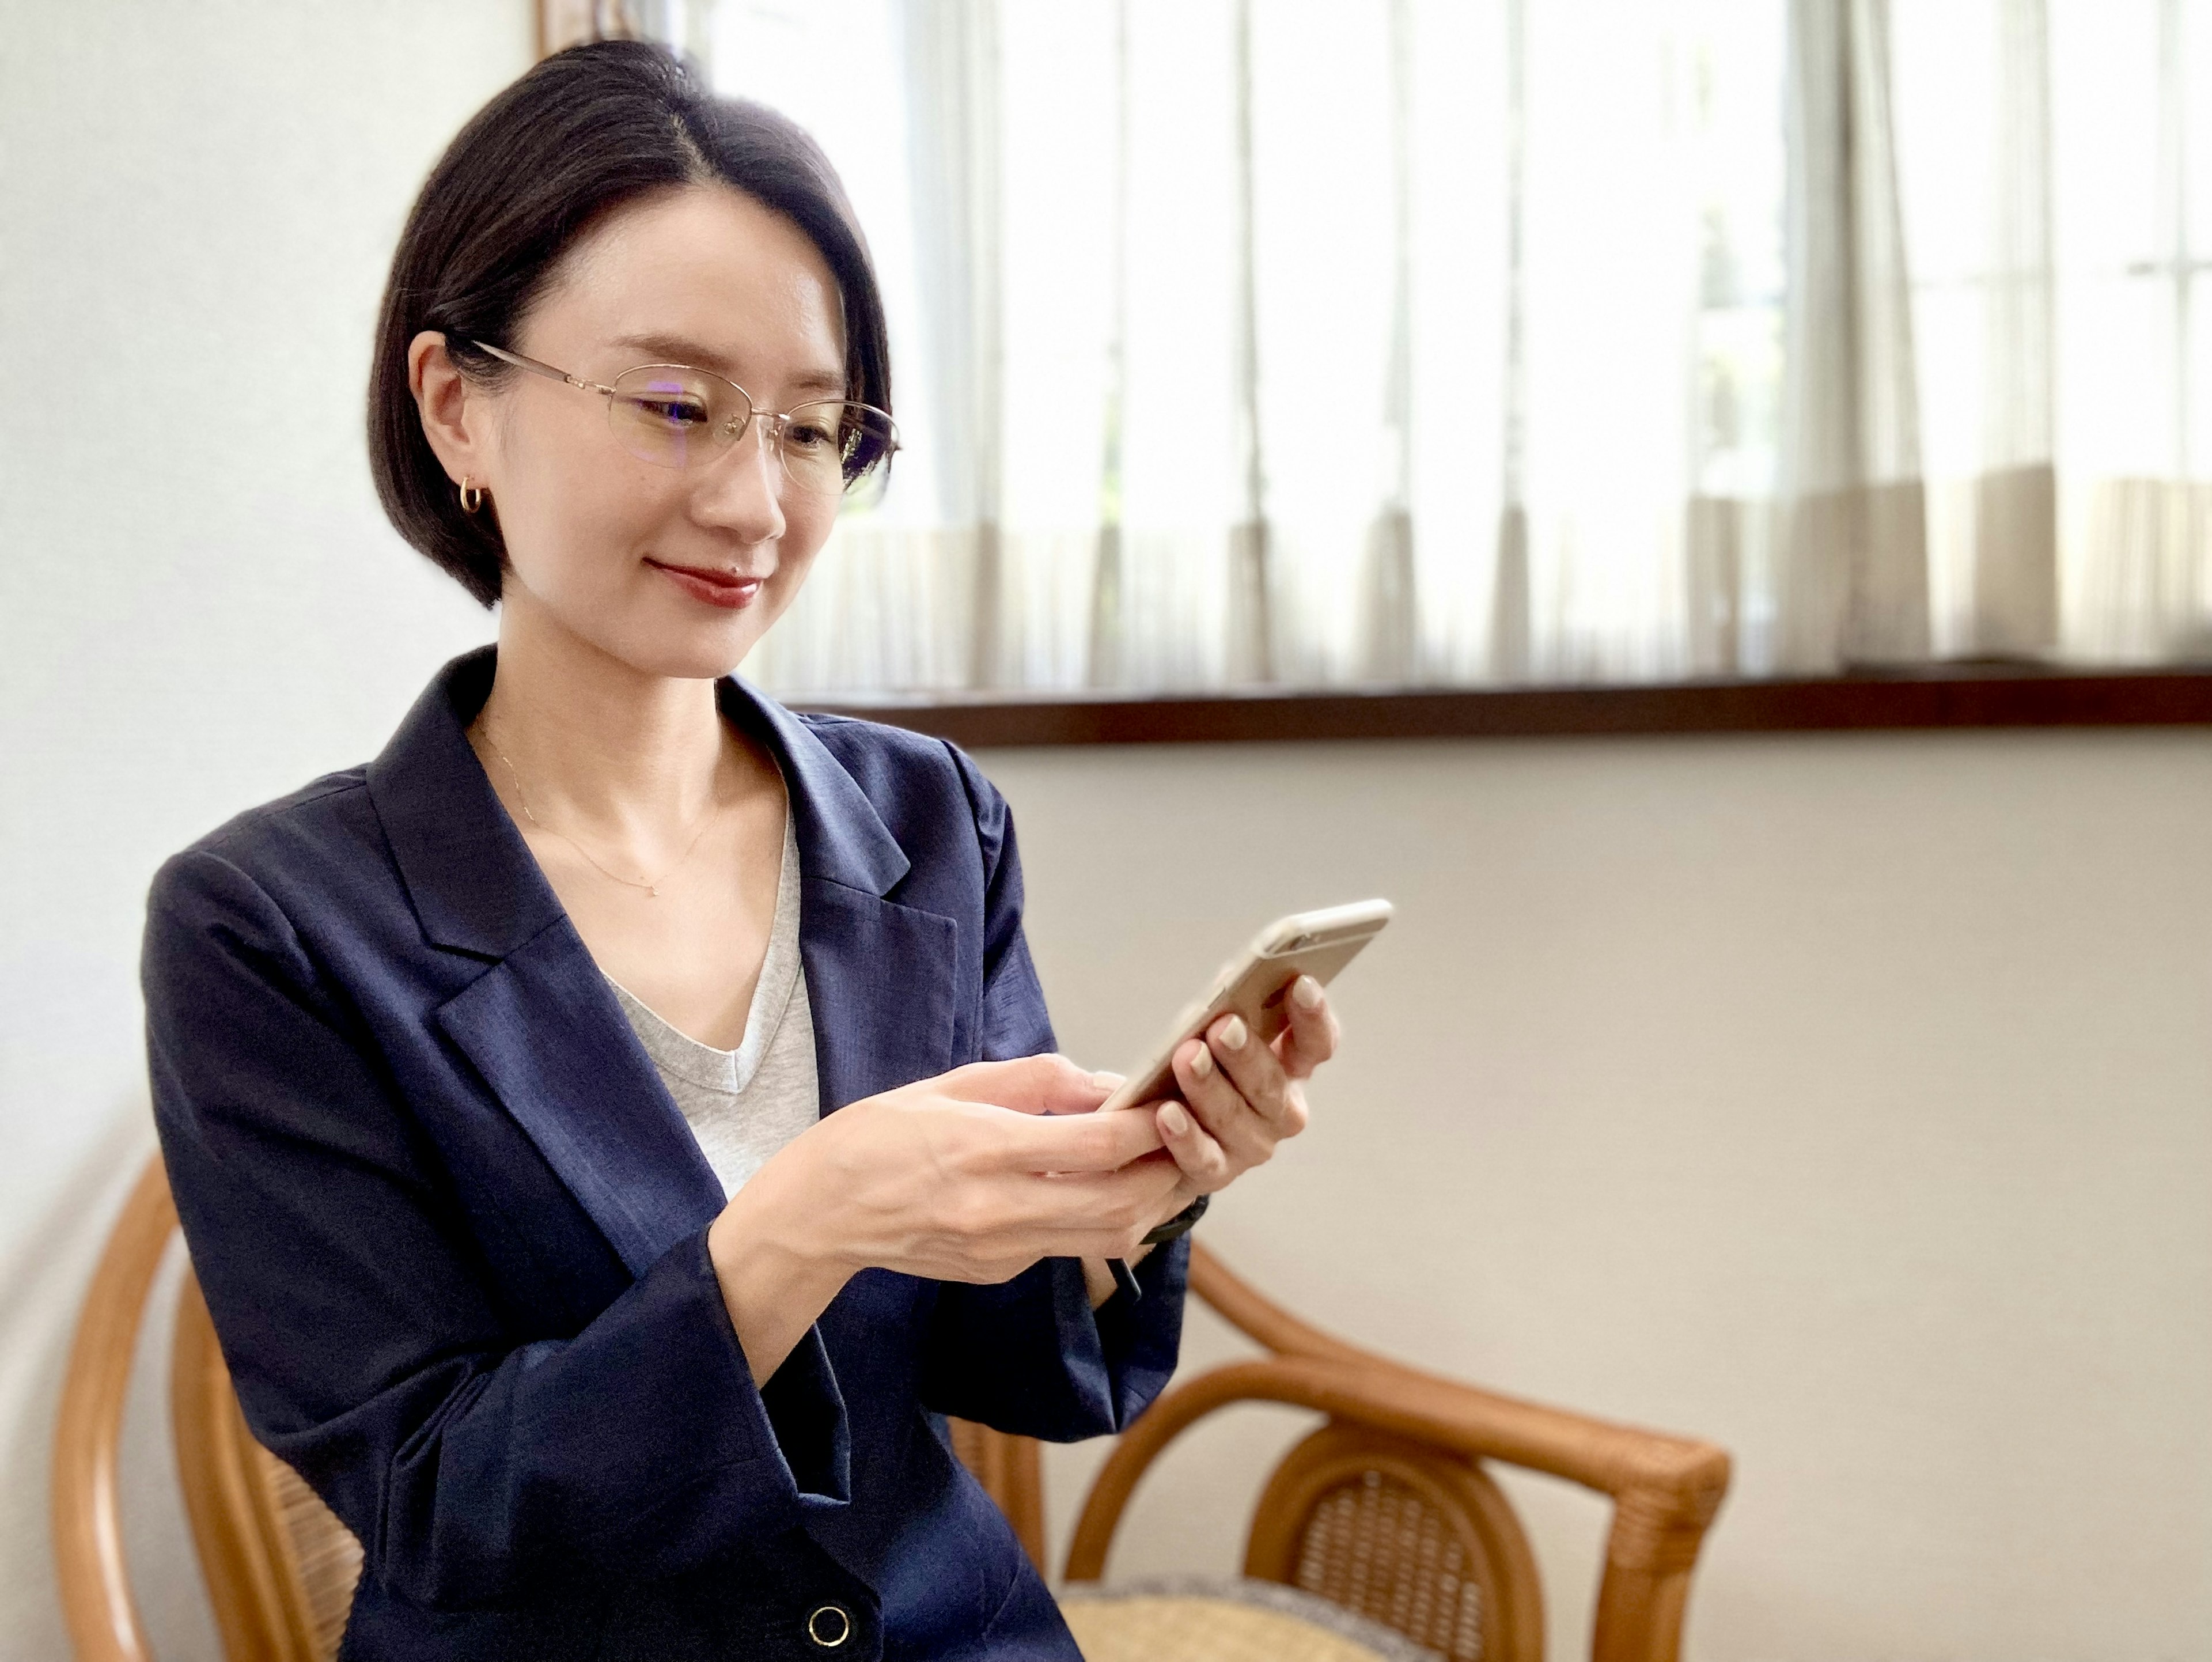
[368,40,892,607]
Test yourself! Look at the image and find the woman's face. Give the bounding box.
[428,185,850,680]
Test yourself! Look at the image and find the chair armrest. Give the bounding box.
[1064,1353,1727,1581]
[1183,1245,1728,1504]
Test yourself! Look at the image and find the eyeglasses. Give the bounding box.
[470,340,899,505]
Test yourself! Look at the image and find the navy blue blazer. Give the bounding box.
[143,646,1189,1661]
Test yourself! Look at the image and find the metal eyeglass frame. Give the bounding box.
[468,339,898,490]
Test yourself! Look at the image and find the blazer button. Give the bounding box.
[806,1604,853,1649]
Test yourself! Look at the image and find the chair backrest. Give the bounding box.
[1239,1418,1540,1662]
[52,1158,359,1662]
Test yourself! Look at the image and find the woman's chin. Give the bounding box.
[528,604,770,685]
[503,567,796,684]
[625,624,769,684]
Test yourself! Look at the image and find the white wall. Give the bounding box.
[0,5,522,1654]
[4,7,2209,1662]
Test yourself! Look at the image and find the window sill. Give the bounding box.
[797,666,2212,748]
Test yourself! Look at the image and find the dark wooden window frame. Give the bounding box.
[801,666,2212,747]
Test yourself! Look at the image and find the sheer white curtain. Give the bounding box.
[1897,0,2212,665]
[609,0,2212,695]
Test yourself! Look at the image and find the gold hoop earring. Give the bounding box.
[459,476,486,514]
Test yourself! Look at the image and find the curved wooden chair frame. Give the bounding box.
[1044,1246,1732,1662]
[54,1159,358,1662]
[52,1160,173,1662]
[55,1160,1728,1662]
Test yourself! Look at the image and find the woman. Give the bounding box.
[143,40,1339,1662]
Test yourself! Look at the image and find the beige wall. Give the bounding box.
[3,6,2208,1660]
[987,732,2212,1661]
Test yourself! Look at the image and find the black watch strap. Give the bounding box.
[1139,1191,1210,1247]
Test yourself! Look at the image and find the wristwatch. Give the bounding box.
[1139,1192,1210,1247]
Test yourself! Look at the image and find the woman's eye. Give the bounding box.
[632,396,711,428]
[784,421,836,450]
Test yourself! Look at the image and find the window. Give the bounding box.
[554,0,2212,706]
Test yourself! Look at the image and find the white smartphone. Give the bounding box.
[1098,899,1393,1113]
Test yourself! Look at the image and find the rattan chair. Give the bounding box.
[969,1248,1729,1662]
[56,1156,1730,1662]
[54,1157,361,1662]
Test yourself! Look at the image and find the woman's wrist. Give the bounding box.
[706,1156,854,1382]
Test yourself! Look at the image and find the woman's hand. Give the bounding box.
[1070,975,1340,1309]
[789,1054,1185,1278]
[1150,974,1339,1202]
[707,1055,1184,1379]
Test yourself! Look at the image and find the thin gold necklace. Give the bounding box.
[479,725,721,899]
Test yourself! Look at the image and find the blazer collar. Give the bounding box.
[719,675,911,899]
[366,645,911,959]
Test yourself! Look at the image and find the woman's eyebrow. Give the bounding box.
[608,331,846,395]
[608,329,729,368]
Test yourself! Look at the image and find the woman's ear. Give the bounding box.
[407,331,488,487]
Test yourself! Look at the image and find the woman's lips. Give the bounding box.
[647,559,763,611]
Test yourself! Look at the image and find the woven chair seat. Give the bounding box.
[1059,1577,1444,1662]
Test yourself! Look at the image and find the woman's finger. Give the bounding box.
[981,1099,1165,1171]
[1274,976,1340,1081]
[1204,1013,1305,1139]
[996,1161,1187,1251]
[1156,1097,1234,1193]
[942,1053,1118,1115]
[1172,1036,1277,1171]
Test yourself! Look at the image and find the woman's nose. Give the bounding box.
[691,421,787,545]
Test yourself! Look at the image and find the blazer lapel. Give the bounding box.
[717,679,963,1112]
[369,649,724,1279]
[433,929,724,1278]
[796,882,959,1110]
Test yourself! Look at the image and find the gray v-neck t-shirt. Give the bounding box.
[607,808,820,1199]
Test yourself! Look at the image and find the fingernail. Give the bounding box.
[1219,1016,1248,1051]
[1293,975,1324,1010]
[1161,1102,1190,1135]
[1188,1044,1214,1080]
[1090,1071,1126,1091]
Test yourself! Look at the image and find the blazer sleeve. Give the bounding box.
[143,849,849,1613]
[917,747,1190,1439]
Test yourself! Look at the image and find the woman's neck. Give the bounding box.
[469,593,742,841]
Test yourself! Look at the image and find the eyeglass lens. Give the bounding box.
[607,366,895,498]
